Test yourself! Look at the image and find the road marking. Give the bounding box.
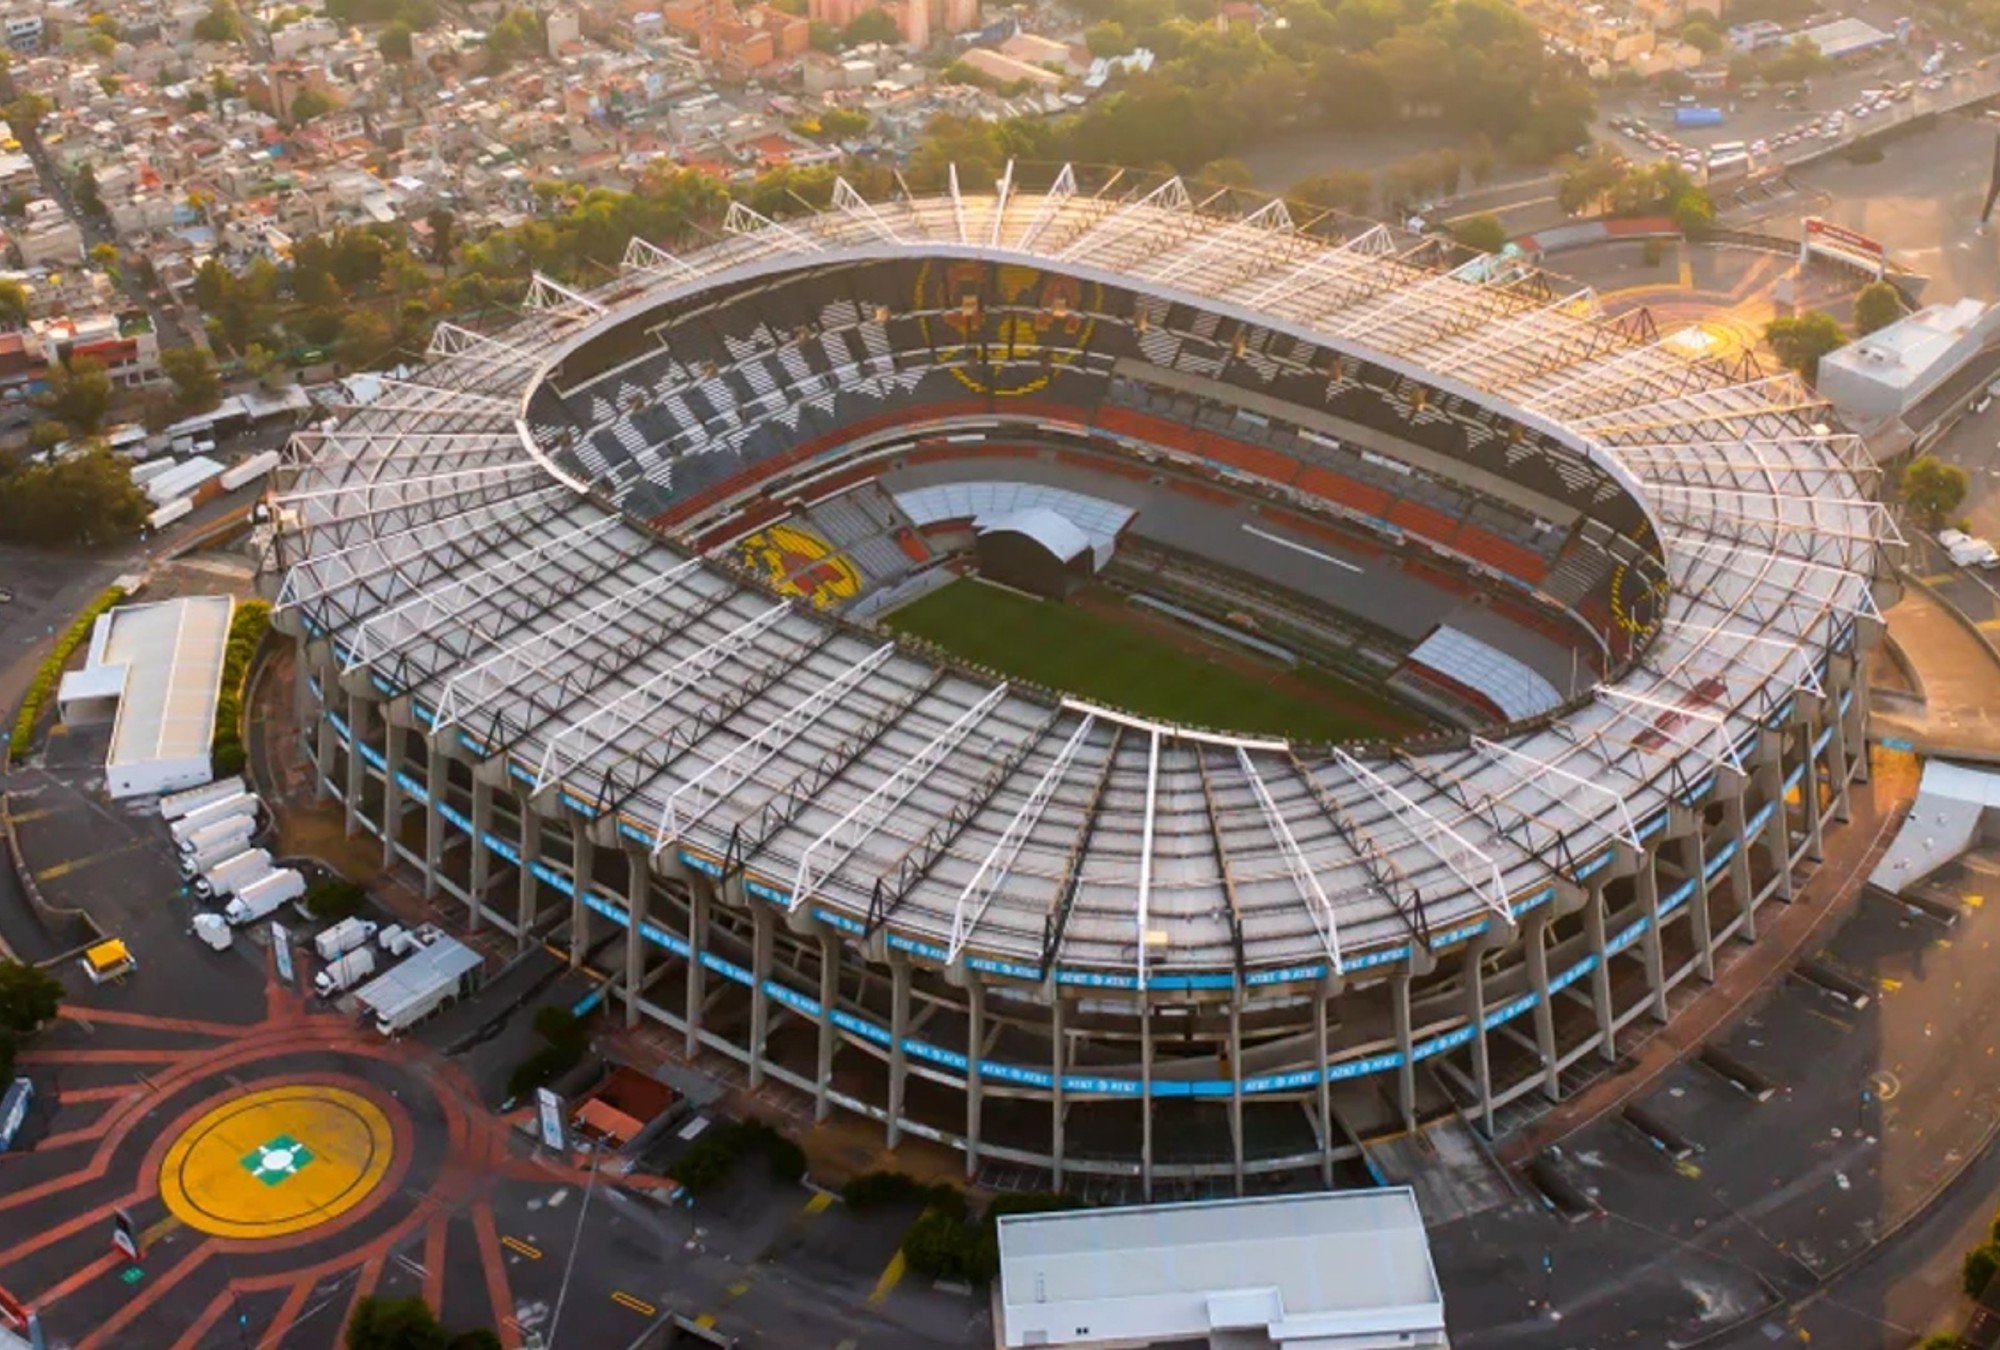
[726,1279,751,1298]
[138,1215,181,1247]
[1805,1007,1852,1033]
[1967,894,1985,909]
[611,1291,656,1317]
[1673,1159,1703,1180]
[694,1312,718,1328]
[394,1254,428,1281]
[1878,976,1903,994]
[501,1236,541,1259]
[1240,524,1362,573]
[803,1191,834,1216]
[1678,253,1693,289]
[869,1250,907,1306]
[34,839,144,883]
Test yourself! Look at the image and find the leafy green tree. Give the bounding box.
[0,279,26,327]
[1287,167,1374,215]
[74,165,103,218]
[1965,1243,2000,1300]
[1853,280,1904,336]
[344,1296,450,1350]
[0,447,149,545]
[1669,186,1714,237]
[1679,18,1722,53]
[484,7,545,66]
[161,346,222,412]
[379,20,413,60]
[841,7,900,45]
[425,207,456,265]
[39,356,112,435]
[0,961,62,1034]
[1763,310,1846,384]
[1901,455,1969,529]
[1451,213,1509,253]
[1086,20,1131,56]
[193,0,242,43]
[186,89,209,113]
[808,19,838,50]
[287,87,332,124]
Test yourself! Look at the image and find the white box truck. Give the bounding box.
[171,794,257,850]
[353,936,483,1035]
[161,776,248,822]
[224,868,305,925]
[314,919,379,962]
[180,829,257,880]
[177,815,256,868]
[314,947,377,997]
[194,850,273,901]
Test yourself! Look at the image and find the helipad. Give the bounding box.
[159,1084,393,1240]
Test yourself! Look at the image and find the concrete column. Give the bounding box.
[1825,688,1853,823]
[623,850,646,1029]
[1756,733,1794,901]
[1636,845,1668,1023]
[1392,973,1416,1133]
[749,903,774,1090]
[1847,671,1871,786]
[381,721,407,868]
[683,883,709,1058]
[1464,945,1495,1138]
[291,635,314,750]
[314,691,336,802]
[1051,997,1067,1188]
[1798,719,1825,863]
[886,954,910,1149]
[1583,880,1615,1061]
[519,808,544,951]
[468,776,493,931]
[1228,1000,1246,1195]
[1725,791,1757,941]
[423,739,445,900]
[1314,982,1334,1188]
[1523,910,1559,1102]
[343,688,366,837]
[963,976,984,1178]
[1682,826,1714,982]
[1139,998,1154,1202]
[818,934,841,1124]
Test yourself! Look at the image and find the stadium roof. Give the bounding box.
[979,506,1093,564]
[994,1189,1446,1349]
[271,168,1894,986]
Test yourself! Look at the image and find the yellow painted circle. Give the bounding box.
[159,1085,394,1240]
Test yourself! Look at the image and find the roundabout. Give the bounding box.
[158,1082,398,1242]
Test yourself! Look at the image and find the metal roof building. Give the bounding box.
[994,1190,1446,1349]
[266,166,1891,1191]
[57,595,234,800]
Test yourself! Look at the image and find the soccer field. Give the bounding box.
[883,579,1415,743]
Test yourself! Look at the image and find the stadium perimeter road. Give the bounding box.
[1436,808,2000,1349]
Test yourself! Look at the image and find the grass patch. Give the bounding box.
[885,579,1397,742]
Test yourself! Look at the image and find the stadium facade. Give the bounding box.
[269,169,1893,1194]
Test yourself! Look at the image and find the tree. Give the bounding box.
[0,279,26,327]
[1763,310,1845,384]
[1669,186,1714,237]
[379,20,413,60]
[1964,1243,2000,1300]
[186,89,210,113]
[345,1296,450,1350]
[39,357,112,435]
[484,7,545,66]
[1086,20,1131,57]
[193,0,242,43]
[1853,280,1904,336]
[841,7,900,45]
[1679,18,1722,53]
[1900,455,1969,529]
[1452,213,1509,253]
[1286,168,1373,215]
[303,878,368,921]
[0,448,149,545]
[1556,148,1624,216]
[161,346,222,413]
[74,165,103,219]
[0,961,62,1034]
[287,87,332,124]
[424,207,456,265]
[242,343,284,388]
[808,19,838,50]
[89,242,119,269]
[1196,158,1254,188]
[97,74,120,98]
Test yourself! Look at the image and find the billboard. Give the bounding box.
[1801,217,1888,280]
[535,1088,566,1153]
[0,1078,31,1153]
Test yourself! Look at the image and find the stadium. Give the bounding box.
[268,167,1891,1195]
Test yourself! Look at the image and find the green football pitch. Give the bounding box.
[883,578,1417,743]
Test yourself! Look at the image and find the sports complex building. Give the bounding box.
[268,168,1892,1195]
